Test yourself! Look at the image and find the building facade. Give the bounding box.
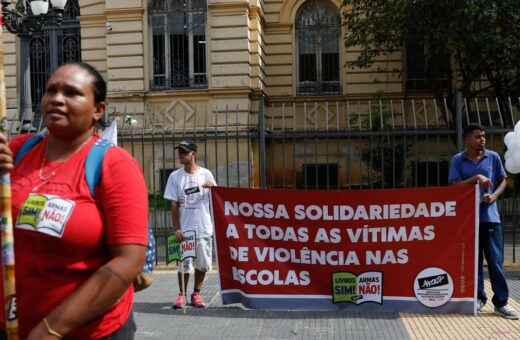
[3,0,504,193]
[2,0,422,120]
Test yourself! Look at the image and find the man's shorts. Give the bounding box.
[178,237,213,273]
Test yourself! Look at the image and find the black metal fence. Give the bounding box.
[9,96,520,265]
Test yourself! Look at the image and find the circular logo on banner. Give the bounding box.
[413,267,453,308]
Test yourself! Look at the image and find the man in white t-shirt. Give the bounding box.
[163,140,216,308]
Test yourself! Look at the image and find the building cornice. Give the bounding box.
[107,87,260,101]
[107,90,145,100]
[78,14,107,26]
[247,4,266,28]
[105,8,144,21]
[265,23,292,34]
[208,2,249,15]
[144,87,254,98]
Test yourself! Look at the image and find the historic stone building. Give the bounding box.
[2,0,425,118]
[2,0,459,191]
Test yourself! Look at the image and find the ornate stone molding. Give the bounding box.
[279,0,342,24]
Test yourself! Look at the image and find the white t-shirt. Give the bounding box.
[163,167,216,238]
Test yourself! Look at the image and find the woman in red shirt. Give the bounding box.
[0,63,148,339]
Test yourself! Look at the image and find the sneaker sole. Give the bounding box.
[172,304,183,309]
[192,303,206,308]
[494,311,520,320]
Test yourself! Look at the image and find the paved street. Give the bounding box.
[133,271,520,339]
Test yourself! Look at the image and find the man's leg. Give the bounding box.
[190,237,213,307]
[191,269,207,308]
[194,269,206,291]
[173,260,191,308]
[483,223,508,307]
[484,223,519,319]
[477,224,487,305]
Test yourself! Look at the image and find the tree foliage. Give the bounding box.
[343,1,520,107]
[355,92,412,187]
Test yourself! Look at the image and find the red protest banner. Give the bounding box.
[211,185,478,314]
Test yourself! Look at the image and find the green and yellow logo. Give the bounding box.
[332,271,383,305]
[18,194,47,228]
[167,234,182,263]
[332,272,360,303]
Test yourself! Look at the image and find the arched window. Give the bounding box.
[296,0,341,95]
[29,0,81,119]
[149,0,207,90]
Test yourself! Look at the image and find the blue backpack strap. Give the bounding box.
[14,134,45,165]
[85,138,113,198]
[15,135,113,198]
[86,139,155,273]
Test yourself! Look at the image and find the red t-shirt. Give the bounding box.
[0,134,148,339]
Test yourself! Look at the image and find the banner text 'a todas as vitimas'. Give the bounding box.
[211,186,478,314]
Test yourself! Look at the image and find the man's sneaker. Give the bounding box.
[191,292,206,308]
[494,304,520,320]
[477,299,486,312]
[172,293,185,309]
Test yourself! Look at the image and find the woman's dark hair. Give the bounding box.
[65,62,107,128]
[67,62,107,105]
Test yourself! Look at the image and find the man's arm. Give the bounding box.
[482,177,507,204]
[450,174,492,189]
[171,200,183,241]
[449,156,492,188]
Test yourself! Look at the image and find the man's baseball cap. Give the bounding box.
[175,140,197,152]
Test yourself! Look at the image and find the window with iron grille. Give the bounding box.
[29,0,81,123]
[296,0,341,96]
[405,40,450,92]
[149,0,207,90]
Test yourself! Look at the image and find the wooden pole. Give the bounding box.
[0,16,19,340]
[180,261,186,313]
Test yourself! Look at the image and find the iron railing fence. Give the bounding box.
[261,97,519,191]
[7,96,520,264]
[115,105,256,240]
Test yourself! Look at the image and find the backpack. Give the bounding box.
[14,134,155,291]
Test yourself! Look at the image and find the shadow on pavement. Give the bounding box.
[133,301,403,320]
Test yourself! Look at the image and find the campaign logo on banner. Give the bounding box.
[332,271,383,305]
[414,267,454,308]
[166,230,197,263]
[166,235,181,264]
[181,230,197,261]
[211,185,478,314]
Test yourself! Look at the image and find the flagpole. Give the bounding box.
[180,260,186,313]
[0,16,19,340]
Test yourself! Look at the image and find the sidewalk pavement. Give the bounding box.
[133,271,520,339]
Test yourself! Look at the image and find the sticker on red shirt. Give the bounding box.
[16,193,75,238]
